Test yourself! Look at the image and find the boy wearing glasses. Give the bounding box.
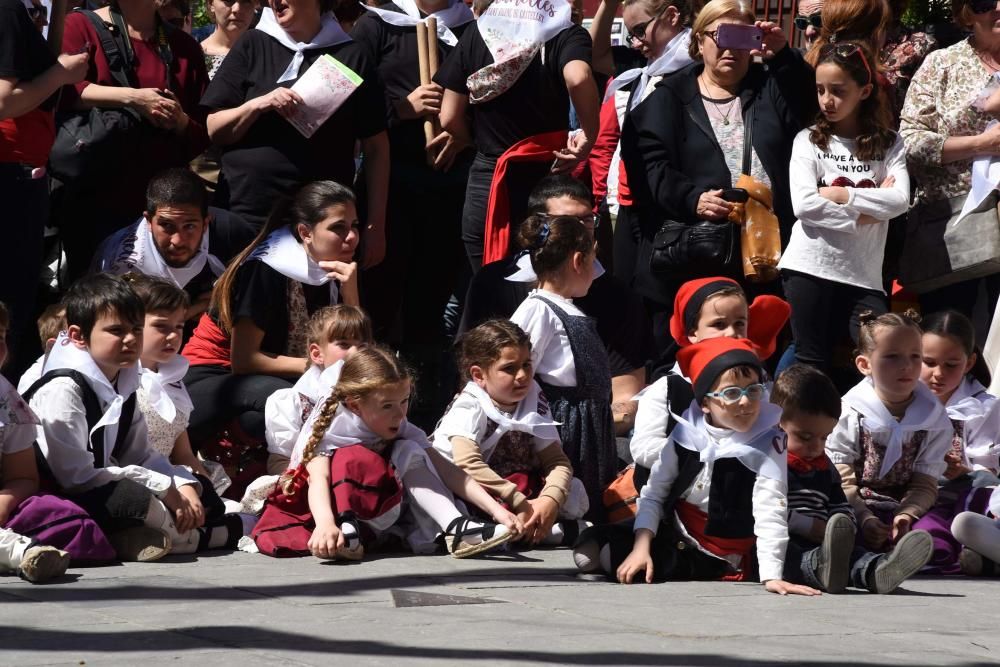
[771,364,933,594]
[574,337,820,596]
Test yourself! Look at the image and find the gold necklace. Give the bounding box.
[700,76,737,125]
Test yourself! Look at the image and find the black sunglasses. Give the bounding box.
[970,0,998,13]
[793,12,821,30]
[26,4,47,19]
[819,42,873,85]
[625,5,667,44]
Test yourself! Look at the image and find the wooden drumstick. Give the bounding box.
[416,21,434,146]
[426,17,441,137]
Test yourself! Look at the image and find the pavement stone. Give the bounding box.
[1,548,998,666]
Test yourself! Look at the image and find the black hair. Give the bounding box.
[517,215,595,281]
[771,364,842,421]
[64,273,145,339]
[145,168,209,218]
[122,273,190,314]
[921,310,992,388]
[525,174,592,218]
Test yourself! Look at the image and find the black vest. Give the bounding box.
[671,443,758,539]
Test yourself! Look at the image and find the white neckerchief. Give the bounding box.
[842,378,948,479]
[290,399,428,467]
[362,0,473,46]
[139,354,193,424]
[668,400,786,482]
[603,29,693,109]
[104,219,225,289]
[506,251,606,283]
[256,8,352,83]
[245,226,340,303]
[467,0,573,103]
[945,376,992,422]
[461,381,560,458]
[293,360,343,402]
[42,332,141,451]
[0,374,37,427]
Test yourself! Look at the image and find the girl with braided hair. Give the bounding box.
[252,346,521,560]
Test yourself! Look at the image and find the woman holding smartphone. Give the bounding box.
[619,0,815,344]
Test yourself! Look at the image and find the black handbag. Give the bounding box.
[48,9,170,187]
[648,106,756,277]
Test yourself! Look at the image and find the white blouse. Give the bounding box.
[510,289,586,388]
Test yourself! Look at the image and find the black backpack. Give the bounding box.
[23,369,137,488]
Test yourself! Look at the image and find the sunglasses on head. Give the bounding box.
[793,12,821,31]
[819,42,873,85]
[970,0,998,14]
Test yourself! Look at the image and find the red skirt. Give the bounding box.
[675,500,757,582]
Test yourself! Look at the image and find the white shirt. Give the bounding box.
[265,362,342,459]
[629,370,691,469]
[17,354,45,396]
[510,289,586,387]
[778,130,910,293]
[634,420,788,583]
[943,377,1000,472]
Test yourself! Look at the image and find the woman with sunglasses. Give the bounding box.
[200,0,255,79]
[779,41,909,373]
[900,0,1000,321]
[589,0,693,294]
[619,0,815,353]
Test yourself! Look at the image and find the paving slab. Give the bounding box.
[1,548,999,666]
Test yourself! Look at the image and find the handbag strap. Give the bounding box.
[741,100,755,177]
[78,9,135,89]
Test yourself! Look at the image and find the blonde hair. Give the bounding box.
[689,0,756,60]
[856,309,922,357]
[281,346,412,493]
[306,304,373,347]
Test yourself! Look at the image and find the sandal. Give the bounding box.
[445,517,511,559]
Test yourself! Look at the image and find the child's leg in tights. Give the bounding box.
[0,527,32,572]
[144,496,240,553]
[952,512,1000,563]
[402,464,464,531]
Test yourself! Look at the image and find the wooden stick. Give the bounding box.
[426,17,441,137]
[416,21,434,147]
[47,0,69,55]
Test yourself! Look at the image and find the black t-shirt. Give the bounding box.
[230,260,335,356]
[201,31,387,227]
[434,23,591,158]
[0,0,55,102]
[351,5,471,164]
[460,258,651,376]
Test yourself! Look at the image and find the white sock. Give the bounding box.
[953,512,1000,562]
[340,520,359,548]
[0,527,32,571]
[542,522,566,546]
[402,464,464,533]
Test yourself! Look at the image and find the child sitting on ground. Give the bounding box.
[252,346,522,560]
[17,303,67,394]
[128,274,232,496]
[772,364,932,593]
[826,311,953,554]
[265,305,372,475]
[26,274,242,561]
[434,320,589,546]
[575,338,816,595]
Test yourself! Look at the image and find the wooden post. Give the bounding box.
[426,17,441,138]
[47,0,69,55]
[416,21,434,147]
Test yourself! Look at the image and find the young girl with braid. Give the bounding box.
[252,346,521,560]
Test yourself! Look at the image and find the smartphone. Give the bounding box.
[720,188,749,203]
[716,24,763,51]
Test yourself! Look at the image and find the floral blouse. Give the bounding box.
[900,38,995,204]
[881,27,937,116]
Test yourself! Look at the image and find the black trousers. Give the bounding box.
[613,204,640,285]
[782,270,887,371]
[461,153,551,271]
[0,164,47,381]
[183,364,292,444]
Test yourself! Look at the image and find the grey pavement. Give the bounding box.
[1,547,999,667]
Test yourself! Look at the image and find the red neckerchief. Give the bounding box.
[787,451,830,475]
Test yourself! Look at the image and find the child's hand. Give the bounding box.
[943,450,972,480]
[879,175,896,189]
[616,547,654,584]
[308,522,344,559]
[764,579,821,596]
[818,186,850,204]
[861,516,890,550]
[490,506,524,539]
[513,503,534,542]
[891,514,913,542]
[163,484,204,533]
[178,484,206,530]
[523,496,560,545]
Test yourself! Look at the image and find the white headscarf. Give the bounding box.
[362,0,473,46]
[668,400,786,482]
[98,219,226,289]
[42,332,141,461]
[603,28,693,109]
[255,8,353,82]
[244,226,340,303]
[139,354,194,425]
[842,378,949,479]
[467,0,573,103]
